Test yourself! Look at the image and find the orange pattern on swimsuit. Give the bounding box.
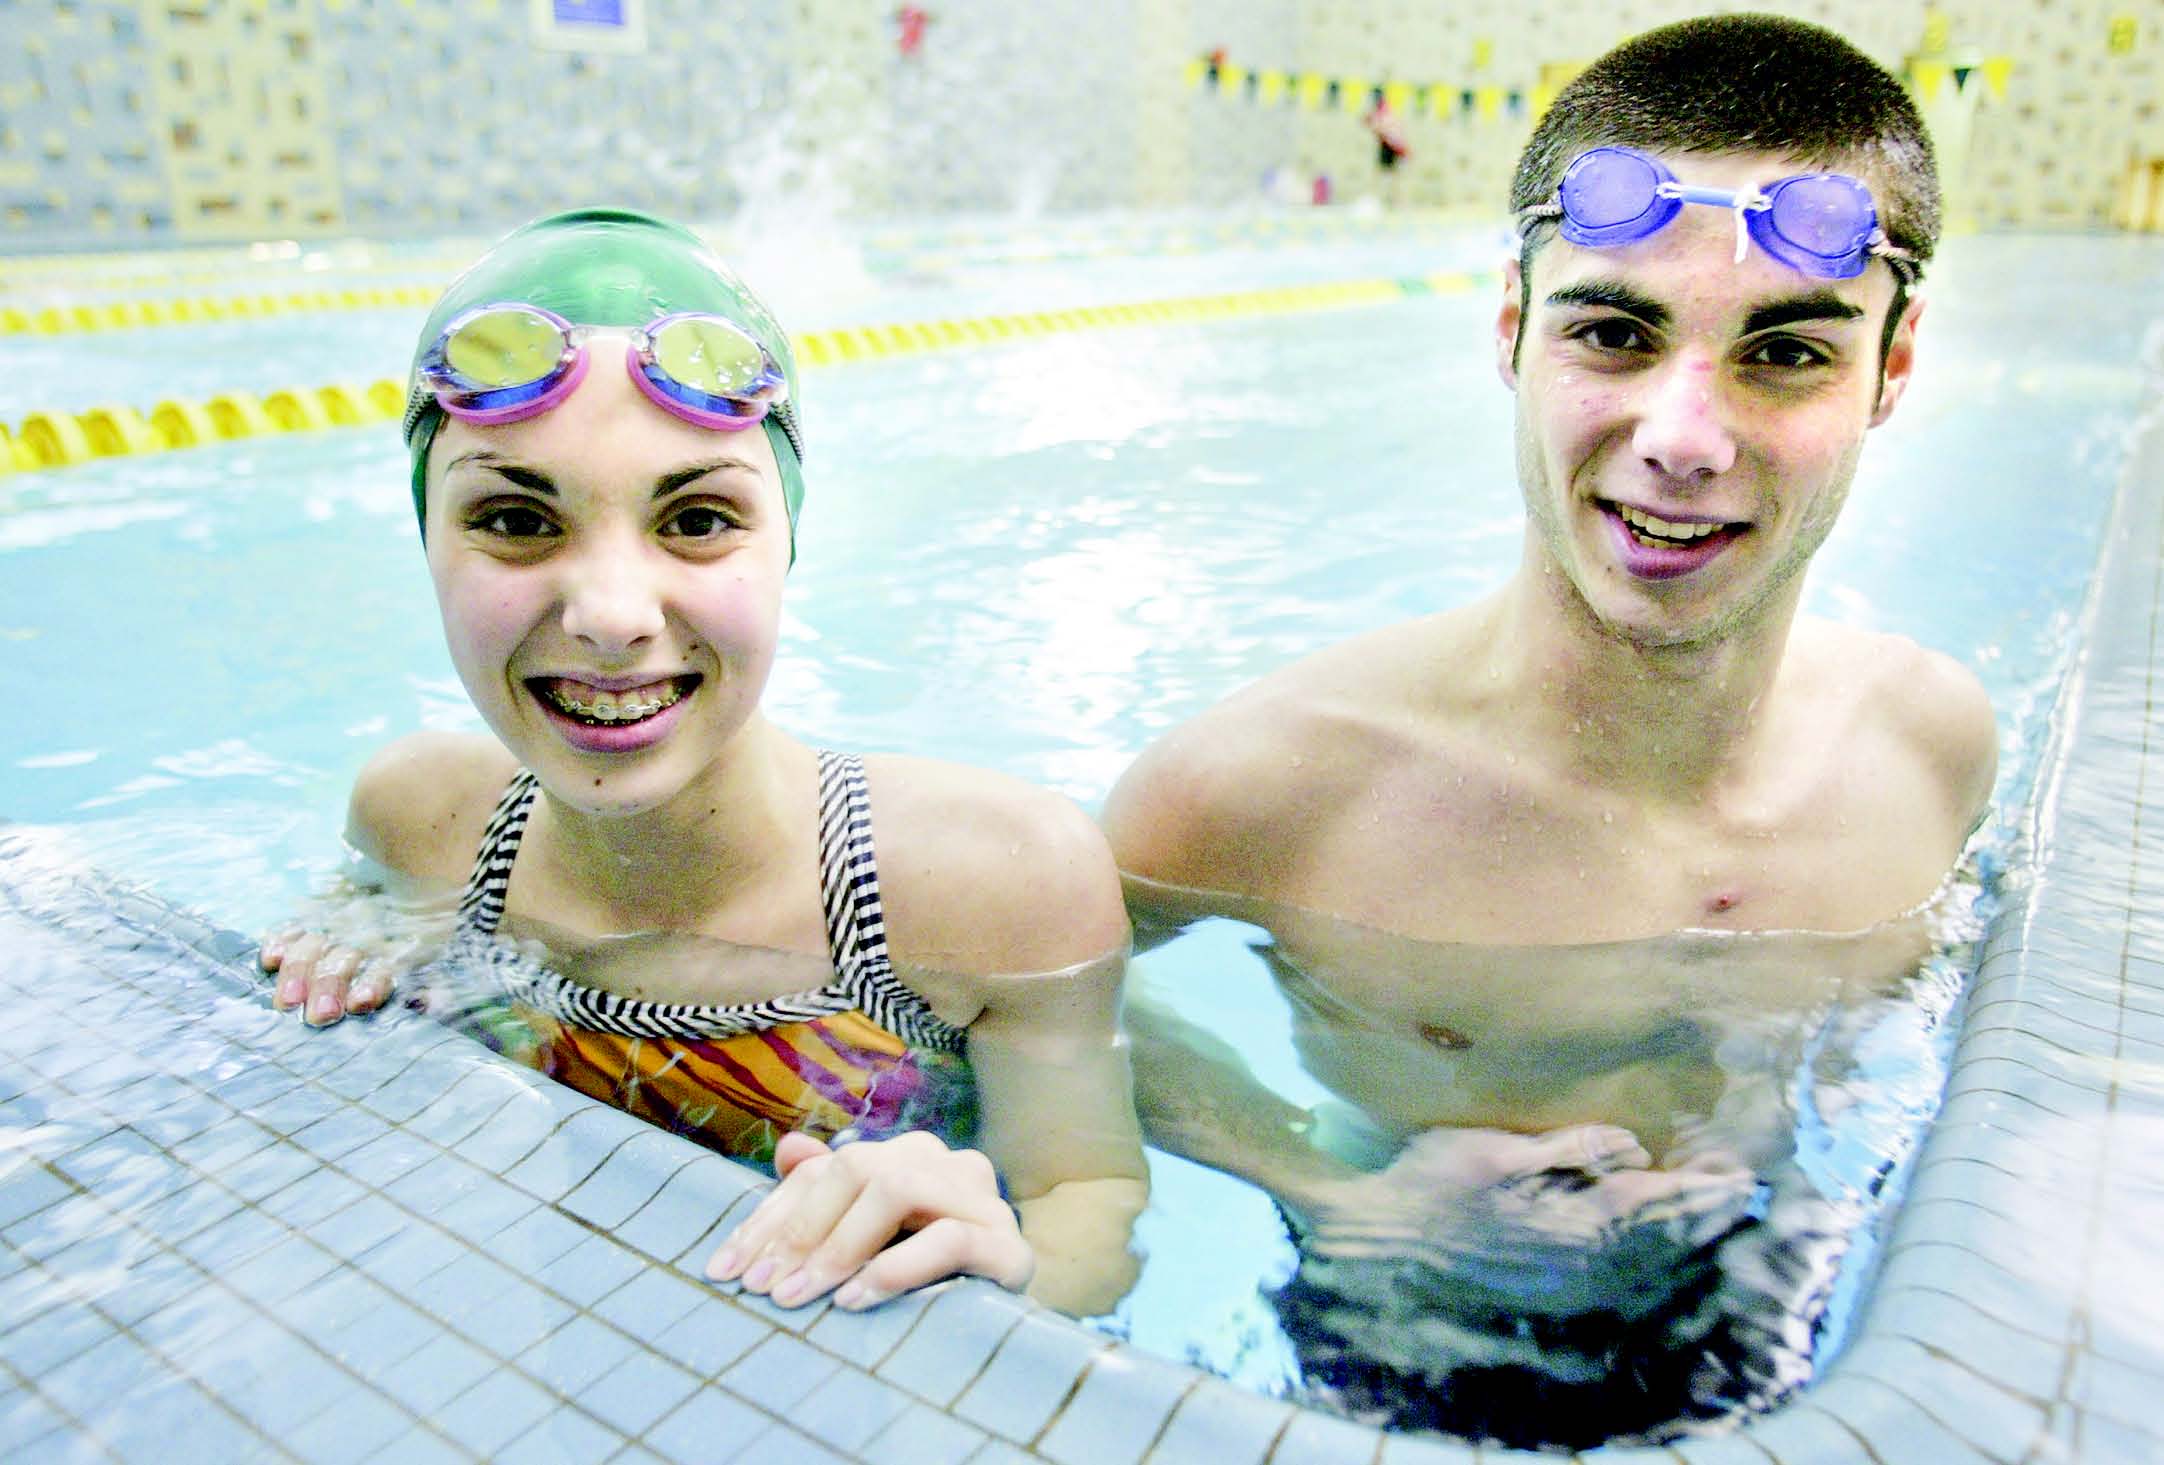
[519,1005,934,1166]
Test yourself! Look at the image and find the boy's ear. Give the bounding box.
[1870,292,1925,427]
[1496,256,1524,389]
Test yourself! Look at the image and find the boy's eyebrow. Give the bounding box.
[1741,292,1867,334]
[1544,280,1668,328]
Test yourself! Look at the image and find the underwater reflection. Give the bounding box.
[1126,877,1980,1449]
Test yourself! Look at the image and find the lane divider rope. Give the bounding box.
[0,284,443,335]
[0,271,1482,477]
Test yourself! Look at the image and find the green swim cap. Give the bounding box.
[402,207,804,559]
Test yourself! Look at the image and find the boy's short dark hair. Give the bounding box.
[1508,14,1937,375]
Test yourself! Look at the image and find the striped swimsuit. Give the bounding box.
[450,750,971,1165]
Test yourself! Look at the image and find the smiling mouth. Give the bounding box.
[1607,501,1741,549]
[530,675,697,727]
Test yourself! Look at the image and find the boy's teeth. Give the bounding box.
[1618,504,1720,541]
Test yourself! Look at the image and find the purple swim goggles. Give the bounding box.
[416,302,789,431]
[1519,146,1917,282]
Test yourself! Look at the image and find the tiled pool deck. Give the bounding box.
[4,419,2161,1465]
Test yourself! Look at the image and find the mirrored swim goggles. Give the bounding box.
[1518,146,1918,283]
[415,302,793,434]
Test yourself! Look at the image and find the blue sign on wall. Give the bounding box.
[554,0,626,25]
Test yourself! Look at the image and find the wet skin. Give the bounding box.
[1104,149,1996,1275]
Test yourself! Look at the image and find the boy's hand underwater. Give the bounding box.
[707,1131,1034,1310]
[1300,1125,1758,1318]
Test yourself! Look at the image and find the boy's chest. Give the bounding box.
[1283,743,1952,945]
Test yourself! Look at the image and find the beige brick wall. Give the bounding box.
[1,0,2158,241]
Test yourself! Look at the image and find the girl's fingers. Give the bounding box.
[773,1131,831,1177]
[271,932,328,1009]
[832,1214,1034,1311]
[347,956,400,1012]
[706,1135,1021,1310]
[302,946,363,1026]
[257,925,305,971]
[764,1167,994,1307]
[705,1144,854,1284]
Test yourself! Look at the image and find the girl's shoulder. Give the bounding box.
[347,731,521,886]
[854,753,1128,978]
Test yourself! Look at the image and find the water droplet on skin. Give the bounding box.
[1602,811,1614,825]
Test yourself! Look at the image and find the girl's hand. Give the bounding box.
[259,925,420,1026]
[706,1131,1035,1311]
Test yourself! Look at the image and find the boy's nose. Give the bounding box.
[1630,354,1737,481]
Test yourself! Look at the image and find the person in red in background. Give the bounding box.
[897,6,931,58]
[1364,88,1411,206]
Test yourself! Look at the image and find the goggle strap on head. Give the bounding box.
[769,400,804,465]
[400,381,433,445]
[1870,231,1920,285]
[1654,181,1768,264]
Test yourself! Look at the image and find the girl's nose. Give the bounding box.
[559,536,665,653]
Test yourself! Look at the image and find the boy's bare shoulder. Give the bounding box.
[347,732,519,884]
[860,754,1129,976]
[1797,621,1997,824]
[1103,617,1447,896]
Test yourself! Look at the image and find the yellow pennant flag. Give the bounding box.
[1383,81,1413,113]
[1219,63,1248,95]
[1982,56,2013,98]
[1341,77,1371,114]
[1298,73,1328,111]
[1910,59,1947,100]
[1182,58,1207,90]
[1477,85,1504,122]
[1258,69,1287,105]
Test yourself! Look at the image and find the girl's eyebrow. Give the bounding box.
[441,453,760,498]
[446,451,555,494]
[653,458,759,498]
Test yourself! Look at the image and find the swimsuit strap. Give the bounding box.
[445,758,965,1053]
[816,750,967,1052]
[457,768,540,936]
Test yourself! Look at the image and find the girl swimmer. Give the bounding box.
[260,208,1146,1315]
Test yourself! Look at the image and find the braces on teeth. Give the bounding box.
[557,693,674,722]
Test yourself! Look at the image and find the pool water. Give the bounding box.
[2,221,2160,1446]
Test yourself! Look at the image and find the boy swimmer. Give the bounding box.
[1104,14,1994,1442]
